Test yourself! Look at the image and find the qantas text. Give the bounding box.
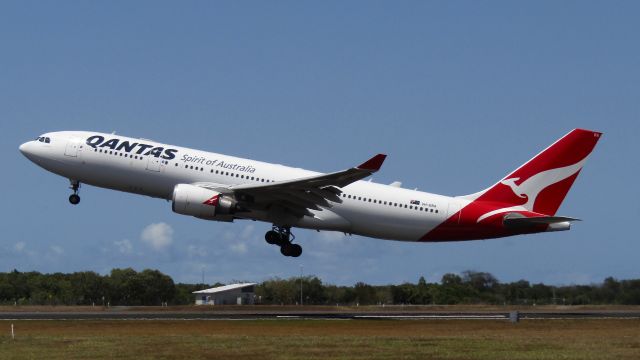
[85,135,178,160]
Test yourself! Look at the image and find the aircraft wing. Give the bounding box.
[224,154,386,217]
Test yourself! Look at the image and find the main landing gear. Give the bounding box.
[69,180,81,205]
[265,226,302,257]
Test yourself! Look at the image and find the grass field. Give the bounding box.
[0,319,639,360]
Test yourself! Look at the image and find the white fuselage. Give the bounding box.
[20,131,465,241]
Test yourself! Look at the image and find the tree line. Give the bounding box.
[0,268,638,306]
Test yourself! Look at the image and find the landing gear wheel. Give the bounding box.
[69,180,81,205]
[280,244,292,257]
[280,244,302,257]
[280,243,302,257]
[266,226,303,257]
[265,231,281,245]
[69,194,80,205]
[289,244,302,257]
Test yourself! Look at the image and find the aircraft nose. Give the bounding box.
[19,141,39,162]
[19,141,31,156]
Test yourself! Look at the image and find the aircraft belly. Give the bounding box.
[296,209,351,232]
[335,205,438,241]
[76,158,177,199]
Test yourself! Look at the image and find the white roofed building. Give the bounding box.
[193,283,257,305]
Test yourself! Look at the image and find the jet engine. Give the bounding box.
[171,184,237,221]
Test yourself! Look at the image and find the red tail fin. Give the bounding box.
[462,129,602,216]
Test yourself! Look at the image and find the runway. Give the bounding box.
[1,308,639,321]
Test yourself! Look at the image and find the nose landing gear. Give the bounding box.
[265,226,302,257]
[69,180,81,205]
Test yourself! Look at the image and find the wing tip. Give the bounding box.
[357,154,387,171]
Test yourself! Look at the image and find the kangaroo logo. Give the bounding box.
[203,194,220,207]
[500,178,527,199]
[476,157,588,223]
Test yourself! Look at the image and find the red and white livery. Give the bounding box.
[19,129,602,257]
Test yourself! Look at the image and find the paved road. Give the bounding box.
[1,310,638,320]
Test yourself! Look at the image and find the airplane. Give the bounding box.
[19,128,601,257]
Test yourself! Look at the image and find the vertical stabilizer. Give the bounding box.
[460,129,602,217]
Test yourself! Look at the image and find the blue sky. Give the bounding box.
[1,1,638,286]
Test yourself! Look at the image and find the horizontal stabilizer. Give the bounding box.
[503,215,580,229]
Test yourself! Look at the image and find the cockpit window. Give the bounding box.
[45,137,50,143]
[35,136,51,143]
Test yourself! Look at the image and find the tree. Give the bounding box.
[441,273,462,286]
[70,271,105,305]
[354,282,376,305]
[136,269,175,305]
[462,271,498,292]
[415,276,431,304]
[301,276,326,304]
[257,278,298,304]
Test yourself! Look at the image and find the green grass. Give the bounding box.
[0,319,638,359]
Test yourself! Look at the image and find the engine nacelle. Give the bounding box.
[171,184,236,221]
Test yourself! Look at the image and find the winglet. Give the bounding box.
[357,154,387,171]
